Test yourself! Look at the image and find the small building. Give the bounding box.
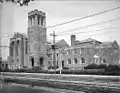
[0,59,8,70]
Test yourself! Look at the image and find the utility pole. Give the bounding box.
[0,39,1,58]
[50,31,57,67]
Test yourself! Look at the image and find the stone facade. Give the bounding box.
[27,9,48,69]
[8,33,28,69]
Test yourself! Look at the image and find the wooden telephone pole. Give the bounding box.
[50,31,57,67]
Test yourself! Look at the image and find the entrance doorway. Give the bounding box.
[39,57,44,66]
[31,57,34,67]
[62,60,64,67]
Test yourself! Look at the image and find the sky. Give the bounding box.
[0,0,120,59]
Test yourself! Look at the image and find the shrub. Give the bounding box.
[84,64,99,69]
[105,65,120,72]
[98,64,107,69]
[48,66,59,69]
[62,66,69,70]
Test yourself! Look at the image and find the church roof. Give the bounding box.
[55,39,69,49]
[79,38,101,43]
[74,38,101,45]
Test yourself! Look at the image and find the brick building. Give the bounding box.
[57,35,120,70]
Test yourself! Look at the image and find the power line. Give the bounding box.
[57,26,120,36]
[56,17,120,35]
[1,6,120,39]
[0,6,120,40]
[82,29,119,39]
[1,28,119,49]
[47,6,120,29]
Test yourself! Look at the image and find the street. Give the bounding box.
[0,81,83,93]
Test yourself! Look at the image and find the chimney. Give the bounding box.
[71,35,76,46]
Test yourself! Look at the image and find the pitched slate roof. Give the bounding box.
[80,38,101,43]
[75,38,101,45]
[55,39,69,49]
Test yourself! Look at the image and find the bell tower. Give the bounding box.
[27,9,47,68]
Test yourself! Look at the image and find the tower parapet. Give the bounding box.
[28,9,46,28]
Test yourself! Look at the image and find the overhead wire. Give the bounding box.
[1,28,119,49]
[56,17,120,35]
[80,28,119,39]
[47,6,120,29]
[0,6,120,40]
[57,26,120,36]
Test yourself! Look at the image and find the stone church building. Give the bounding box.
[8,9,49,69]
[8,9,120,70]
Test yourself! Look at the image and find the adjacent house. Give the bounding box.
[57,35,120,70]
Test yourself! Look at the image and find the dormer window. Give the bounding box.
[41,17,43,26]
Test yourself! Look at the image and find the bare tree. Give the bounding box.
[0,0,34,6]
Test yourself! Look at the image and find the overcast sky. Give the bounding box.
[1,0,120,59]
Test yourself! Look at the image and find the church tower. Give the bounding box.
[27,9,47,69]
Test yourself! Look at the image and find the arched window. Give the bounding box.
[39,57,44,66]
[103,59,106,64]
[68,59,71,64]
[31,57,34,67]
[81,58,85,63]
[41,17,43,26]
[74,58,78,64]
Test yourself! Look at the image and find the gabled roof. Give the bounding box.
[101,41,114,45]
[56,39,69,49]
[99,40,119,48]
[80,38,101,43]
[46,39,69,54]
[75,38,101,45]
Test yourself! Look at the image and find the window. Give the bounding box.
[12,60,14,63]
[81,58,85,63]
[38,17,40,25]
[57,53,59,58]
[81,48,84,53]
[26,39,28,54]
[11,47,13,56]
[57,61,58,66]
[74,49,77,54]
[41,18,43,26]
[2,64,4,67]
[80,48,82,54]
[67,50,70,55]
[16,40,19,56]
[68,59,71,64]
[103,59,106,64]
[74,58,78,64]
[6,64,8,68]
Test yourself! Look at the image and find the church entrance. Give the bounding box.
[31,57,34,67]
[62,60,64,67]
[39,57,44,66]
